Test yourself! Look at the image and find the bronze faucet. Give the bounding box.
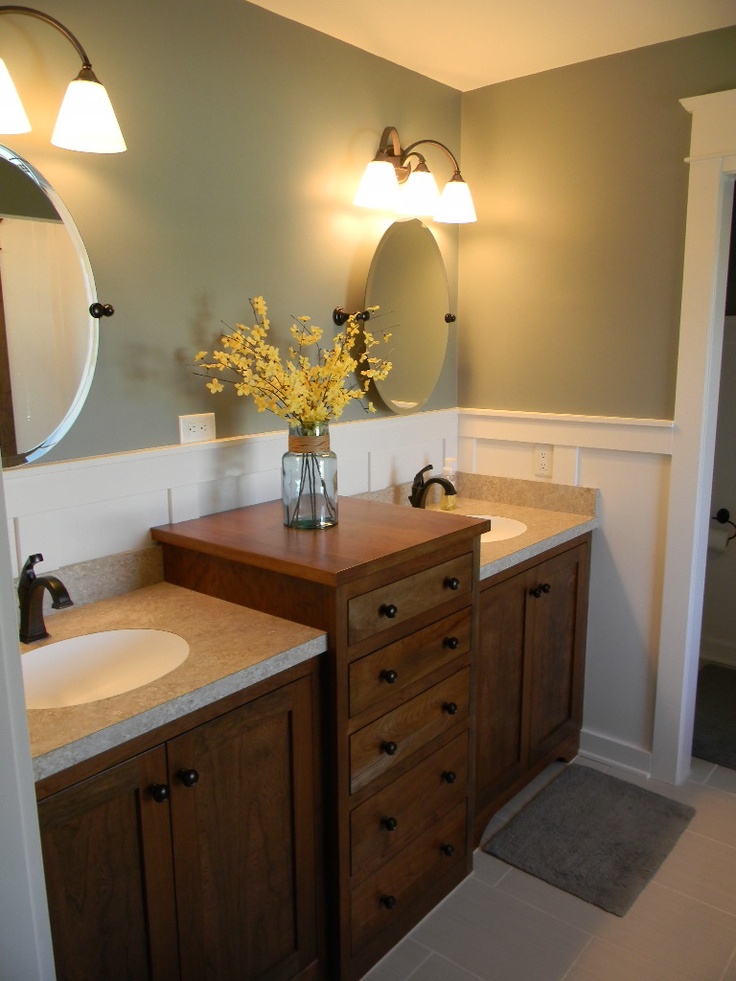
[17,553,73,643]
[408,464,457,508]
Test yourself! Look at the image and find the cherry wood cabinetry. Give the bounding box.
[37,662,321,981]
[473,535,591,844]
[152,497,485,980]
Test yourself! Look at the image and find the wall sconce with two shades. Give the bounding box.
[0,5,125,153]
[354,125,476,223]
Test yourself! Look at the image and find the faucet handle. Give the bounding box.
[408,464,435,507]
[413,464,433,486]
[19,553,44,583]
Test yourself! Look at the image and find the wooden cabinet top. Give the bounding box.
[152,498,487,586]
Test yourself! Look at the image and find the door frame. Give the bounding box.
[652,89,736,783]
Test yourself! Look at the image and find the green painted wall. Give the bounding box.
[7,5,736,454]
[3,0,460,461]
[458,28,736,419]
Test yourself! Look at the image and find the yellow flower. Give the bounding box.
[193,297,392,427]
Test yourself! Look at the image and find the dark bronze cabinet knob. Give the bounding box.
[443,701,458,715]
[442,770,457,784]
[380,894,397,910]
[382,816,398,831]
[380,669,398,684]
[150,783,170,803]
[380,603,398,619]
[530,582,552,598]
[443,636,460,650]
[444,577,460,591]
[178,768,199,788]
[381,740,399,756]
[440,843,455,857]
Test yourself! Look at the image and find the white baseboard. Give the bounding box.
[578,728,653,778]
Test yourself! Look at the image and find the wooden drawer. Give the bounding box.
[349,667,470,793]
[348,554,473,646]
[349,609,471,718]
[350,801,467,953]
[350,731,468,876]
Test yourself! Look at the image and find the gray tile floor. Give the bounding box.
[363,757,736,981]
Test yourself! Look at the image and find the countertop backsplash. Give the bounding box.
[355,473,598,516]
[15,545,165,615]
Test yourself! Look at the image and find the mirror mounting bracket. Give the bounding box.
[333,307,371,327]
[89,302,114,319]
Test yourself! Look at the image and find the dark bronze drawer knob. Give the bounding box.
[177,768,199,788]
[150,783,170,803]
[443,701,459,715]
[444,577,460,591]
[380,669,398,684]
[380,603,398,619]
[530,582,552,598]
[443,636,459,650]
[442,770,457,784]
[440,843,455,857]
[382,816,398,831]
[381,740,399,756]
[380,894,397,910]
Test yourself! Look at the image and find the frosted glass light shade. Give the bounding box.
[51,76,126,153]
[398,167,440,217]
[434,177,477,224]
[353,159,400,211]
[0,58,31,134]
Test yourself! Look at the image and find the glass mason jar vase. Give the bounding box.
[282,422,338,529]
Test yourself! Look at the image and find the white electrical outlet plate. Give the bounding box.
[179,413,216,444]
[535,444,552,478]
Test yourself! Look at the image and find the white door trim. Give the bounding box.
[652,89,736,783]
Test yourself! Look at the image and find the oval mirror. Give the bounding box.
[0,146,98,467]
[364,219,450,414]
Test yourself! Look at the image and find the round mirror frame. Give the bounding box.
[364,219,451,414]
[0,145,99,466]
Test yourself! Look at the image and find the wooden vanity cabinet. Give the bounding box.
[36,661,321,981]
[473,534,591,844]
[151,497,485,981]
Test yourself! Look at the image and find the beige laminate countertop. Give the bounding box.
[358,475,598,577]
[24,582,326,782]
[449,497,598,579]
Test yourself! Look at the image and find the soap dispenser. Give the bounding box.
[440,457,457,511]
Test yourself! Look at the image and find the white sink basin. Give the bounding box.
[469,514,528,543]
[21,629,190,709]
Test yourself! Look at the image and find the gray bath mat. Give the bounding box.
[483,764,695,916]
[692,664,736,770]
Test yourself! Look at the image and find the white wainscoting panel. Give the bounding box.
[459,408,674,777]
[3,411,459,577]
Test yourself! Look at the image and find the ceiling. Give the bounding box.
[249,0,736,91]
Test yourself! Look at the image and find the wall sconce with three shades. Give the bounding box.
[0,4,125,153]
[354,125,476,223]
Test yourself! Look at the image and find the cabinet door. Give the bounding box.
[475,570,527,820]
[526,544,588,765]
[168,676,318,981]
[38,747,179,981]
[474,539,590,840]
